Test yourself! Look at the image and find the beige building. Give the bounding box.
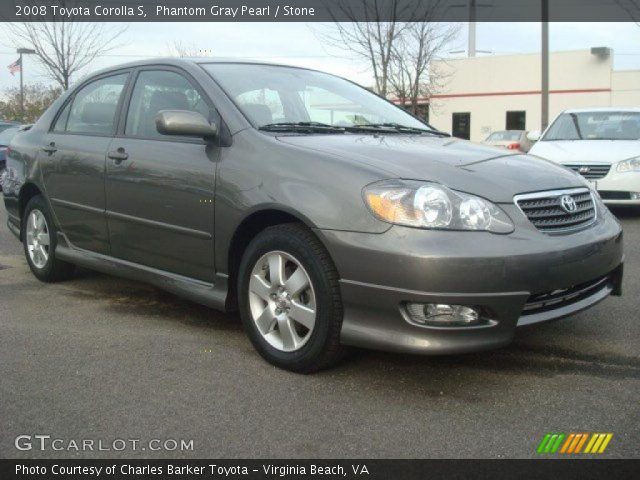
[423,49,640,142]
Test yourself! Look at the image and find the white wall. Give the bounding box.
[428,50,640,142]
[612,70,640,107]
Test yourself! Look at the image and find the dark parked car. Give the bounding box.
[0,124,31,192]
[0,121,19,133]
[2,59,624,372]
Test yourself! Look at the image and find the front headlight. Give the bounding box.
[617,157,640,173]
[364,180,514,233]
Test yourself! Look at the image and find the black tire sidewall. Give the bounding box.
[22,195,59,281]
[238,226,340,371]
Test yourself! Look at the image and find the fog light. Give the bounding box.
[406,303,480,327]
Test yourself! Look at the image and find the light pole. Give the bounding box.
[468,0,476,57]
[16,48,36,122]
[541,0,549,131]
[449,1,491,57]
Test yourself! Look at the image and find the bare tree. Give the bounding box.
[166,40,213,58]
[320,0,456,98]
[3,3,127,90]
[388,22,459,115]
[614,0,640,23]
[321,1,410,96]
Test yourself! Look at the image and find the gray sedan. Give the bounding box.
[2,59,623,372]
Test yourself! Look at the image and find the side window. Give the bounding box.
[125,70,210,139]
[65,73,128,135]
[52,100,72,132]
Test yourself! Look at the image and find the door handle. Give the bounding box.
[42,142,57,154]
[108,148,129,164]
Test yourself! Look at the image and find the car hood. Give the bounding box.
[276,134,584,203]
[529,140,640,164]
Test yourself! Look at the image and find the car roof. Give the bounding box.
[82,57,319,80]
[562,107,640,114]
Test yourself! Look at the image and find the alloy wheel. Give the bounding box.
[25,209,50,269]
[248,251,317,352]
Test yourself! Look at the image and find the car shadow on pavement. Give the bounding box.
[608,205,640,219]
[64,267,242,332]
[48,267,640,389]
[341,340,640,384]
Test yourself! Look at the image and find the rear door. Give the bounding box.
[104,68,218,282]
[40,72,129,254]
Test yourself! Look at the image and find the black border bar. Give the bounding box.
[2,0,640,22]
[2,459,640,480]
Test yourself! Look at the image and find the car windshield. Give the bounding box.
[202,63,435,133]
[486,131,521,142]
[543,112,640,141]
[0,126,20,146]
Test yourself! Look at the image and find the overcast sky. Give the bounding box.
[0,22,639,93]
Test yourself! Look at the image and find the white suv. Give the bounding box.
[528,107,640,206]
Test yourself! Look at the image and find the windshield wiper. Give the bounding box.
[259,122,345,134]
[259,121,450,137]
[353,122,450,136]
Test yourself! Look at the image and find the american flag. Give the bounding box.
[8,57,22,76]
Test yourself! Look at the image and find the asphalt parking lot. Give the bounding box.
[0,197,638,459]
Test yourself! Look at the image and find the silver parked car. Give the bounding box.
[3,59,623,372]
[483,130,533,152]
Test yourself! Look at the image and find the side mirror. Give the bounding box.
[155,110,217,138]
[527,130,541,142]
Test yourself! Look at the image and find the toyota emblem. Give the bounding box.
[579,166,591,174]
[560,194,578,213]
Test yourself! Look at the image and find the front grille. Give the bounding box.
[515,188,596,233]
[522,274,610,316]
[564,164,611,180]
[599,191,632,200]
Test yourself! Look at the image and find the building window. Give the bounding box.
[506,111,526,131]
[452,112,471,139]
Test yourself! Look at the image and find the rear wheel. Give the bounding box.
[238,223,345,373]
[22,195,75,282]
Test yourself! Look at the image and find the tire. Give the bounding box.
[22,195,75,282]
[238,223,346,373]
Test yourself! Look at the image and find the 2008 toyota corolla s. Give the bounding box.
[1,59,624,372]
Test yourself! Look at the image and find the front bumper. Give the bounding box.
[584,170,640,205]
[318,205,624,355]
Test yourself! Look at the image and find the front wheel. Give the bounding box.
[238,224,345,373]
[22,195,75,282]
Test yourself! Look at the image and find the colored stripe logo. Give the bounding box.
[537,433,613,454]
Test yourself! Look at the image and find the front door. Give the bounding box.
[40,72,129,254]
[105,69,217,282]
